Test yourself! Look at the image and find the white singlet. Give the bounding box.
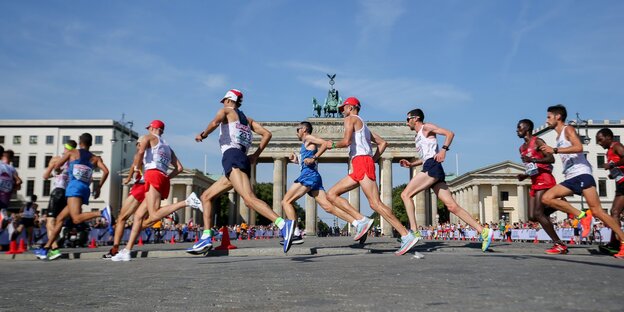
[52,161,69,190]
[219,108,253,153]
[414,125,438,161]
[348,115,373,159]
[143,135,172,173]
[556,126,592,179]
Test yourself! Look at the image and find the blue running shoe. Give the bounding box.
[395,231,421,256]
[481,228,493,252]
[354,218,374,243]
[186,237,213,255]
[34,248,48,260]
[280,219,295,253]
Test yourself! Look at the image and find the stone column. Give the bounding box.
[472,185,480,221]
[409,165,426,229]
[380,158,393,236]
[184,184,193,224]
[517,184,527,222]
[273,157,285,217]
[248,162,257,225]
[348,160,360,235]
[228,190,237,226]
[239,163,255,225]
[491,184,500,222]
[122,184,130,200]
[430,190,438,226]
[305,194,317,236]
[167,185,174,205]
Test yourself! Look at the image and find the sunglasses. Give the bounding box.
[406,116,417,122]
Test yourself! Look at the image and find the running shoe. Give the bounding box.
[185,192,203,212]
[280,219,295,253]
[111,248,131,262]
[614,244,624,259]
[47,249,62,261]
[598,243,620,255]
[578,210,593,238]
[280,235,304,246]
[186,237,213,254]
[395,231,421,255]
[481,228,493,252]
[545,243,569,255]
[34,248,48,260]
[354,218,374,242]
[102,246,119,259]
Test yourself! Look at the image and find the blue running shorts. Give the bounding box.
[560,174,596,196]
[295,170,324,195]
[222,148,251,178]
[65,180,91,205]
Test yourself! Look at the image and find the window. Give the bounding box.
[12,156,20,168]
[29,135,37,145]
[598,179,607,197]
[0,136,4,144]
[44,155,53,167]
[46,136,54,145]
[95,136,103,145]
[62,136,70,144]
[92,180,100,196]
[597,155,605,168]
[43,180,51,196]
[615,135,621,143]
[13,136,21,145]
[26,180,35,197]
[501,191,509,201]
[28,155,36,168]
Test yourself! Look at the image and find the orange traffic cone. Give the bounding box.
[5,240,18,254]
[88,238,97,248]
[533,235,539,244]
[16,239,27,253]
[137,236,144,246]
[215,226,237,250]
[170,235,176,244]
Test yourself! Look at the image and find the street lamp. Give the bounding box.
[111,113,135,213]
[569,113,590,211]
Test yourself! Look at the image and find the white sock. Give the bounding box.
[351,220,359,226]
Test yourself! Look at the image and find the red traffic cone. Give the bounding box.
[5,240,18,254]
[569,236,576,245]
[215,226,237,250]
[88,238,97,248]
[170,235,176,244]
[16,239,27,253]
[533,235,539,244]
[137,236,144,246]
[506,236,512,243]
[194,234,199,243]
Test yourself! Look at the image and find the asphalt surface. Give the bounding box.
[1,237,623,311]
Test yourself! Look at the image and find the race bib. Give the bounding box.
[524,162,539,176]
[0,175,13,193]
[72,164,93,183]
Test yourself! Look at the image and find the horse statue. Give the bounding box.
[312,97,322,118]
[323,88,342,118]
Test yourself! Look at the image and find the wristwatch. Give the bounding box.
[553,148,558,154]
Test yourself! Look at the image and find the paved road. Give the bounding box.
[1,237,623,311]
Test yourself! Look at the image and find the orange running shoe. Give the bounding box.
[614,243,624,259]
[545,243,569,255]
[579,210,593,238]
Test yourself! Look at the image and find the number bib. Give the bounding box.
[72,164,93,183]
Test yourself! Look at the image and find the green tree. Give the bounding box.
[392,183,409,225]
[253,183,305,226]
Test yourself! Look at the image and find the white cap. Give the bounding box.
[221,89,243,104]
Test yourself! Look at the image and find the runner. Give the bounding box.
[595,128,624,255]
[398,108,493,252]
[39,133,111,260]
[325,97,419,255]
[0,147,22,231]
[539,104,624,258]
[280,121,374,249]
[191,89,295,254]
[111,120,201,261]
[103,136,148,258]
[11,195,38,248]
[516,119,567,254]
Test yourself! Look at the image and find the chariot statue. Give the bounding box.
[311,74,342,118]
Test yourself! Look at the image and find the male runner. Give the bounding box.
[191,89,295,254]
[540,105,624,258]
[325,97,418,256]
[111,120,201,261]
[35,140,77,258]
[595,128,624,255]
[398,108,493,252]
[103,136,148,258]
[40,133,111,260]
[280,121,374,249]
[516,119,567,254]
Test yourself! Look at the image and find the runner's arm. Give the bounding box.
[248,117,272,164]
[196,108,227,142]
[533,138,555,164]
[370,131,387,162]
[42,156,59,180]
[427,123,453,162]
[607,143,624,169]
[302,135,328,165]
[53,151,71,171]
[12,168,22,191]
[168,150,183,179]
[93,156,109,199]
[327,117,354,149]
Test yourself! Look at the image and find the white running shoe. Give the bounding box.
[111,248,131,262]
[185,192,203,212]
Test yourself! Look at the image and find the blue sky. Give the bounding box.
[2,1,623,223]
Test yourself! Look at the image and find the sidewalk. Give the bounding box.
[0,236,605,261]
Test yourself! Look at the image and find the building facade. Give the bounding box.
[0,120,138,213]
